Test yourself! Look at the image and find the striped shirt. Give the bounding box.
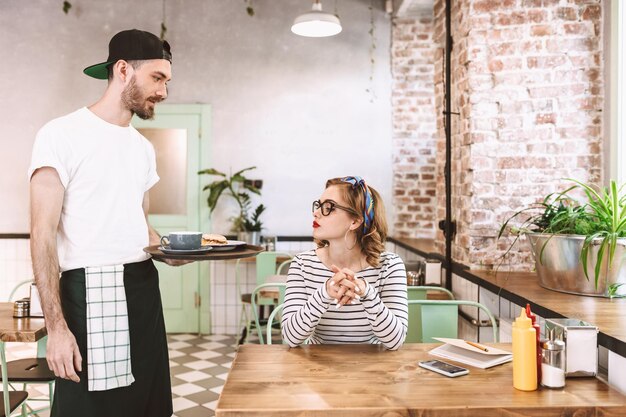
[281,250,408,350]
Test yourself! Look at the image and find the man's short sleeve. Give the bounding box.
[28,125,70,188]
[144,140,160,191]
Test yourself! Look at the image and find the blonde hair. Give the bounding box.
[316,177,388,267]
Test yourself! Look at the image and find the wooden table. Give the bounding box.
[0,302,47,343]
[216,344,626,417]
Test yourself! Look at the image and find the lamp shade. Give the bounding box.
[291,1,342,38]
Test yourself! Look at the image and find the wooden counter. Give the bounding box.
[467,269,626,356]
[389,236,439,258]
[388,236,626,357]
[216,344,626,417]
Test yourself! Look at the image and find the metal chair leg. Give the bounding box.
[49,380,54,408]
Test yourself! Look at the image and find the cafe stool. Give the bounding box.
[1,340,29,417]
[3,358,51,382]
[0,358,53,417]
[0,391,28,417]
[6,280,55,416]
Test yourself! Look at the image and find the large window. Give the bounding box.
[610,0,626,185]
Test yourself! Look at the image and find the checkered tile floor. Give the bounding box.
[168,334,238,417]
[5,333,246,417]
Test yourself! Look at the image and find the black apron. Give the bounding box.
[52,259,172,417]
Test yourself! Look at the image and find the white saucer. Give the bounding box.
[159,245,213,255]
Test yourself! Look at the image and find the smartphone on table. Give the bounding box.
[418,360,469,377]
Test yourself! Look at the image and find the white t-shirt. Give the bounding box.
[28,107,160,272]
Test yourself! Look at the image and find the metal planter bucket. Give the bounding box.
[527,233,626,297]
[237,231,261,246]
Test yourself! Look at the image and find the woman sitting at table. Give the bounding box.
[281,176,408,350]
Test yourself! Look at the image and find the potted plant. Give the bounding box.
[198,166,266,245]
[498,179,626,298]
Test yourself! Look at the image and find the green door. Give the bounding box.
[132,104,211,333]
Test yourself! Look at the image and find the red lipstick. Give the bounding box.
[313,221,320,228]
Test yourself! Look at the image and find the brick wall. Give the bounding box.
[391,16,438,238]
[396,0,604,270]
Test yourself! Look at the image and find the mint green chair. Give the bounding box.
[266,303,308,345]
[266,303,286,345]
[406,286,454,343]
[407,299,499,343]
[251,283,286,344]
[237,252,292,344]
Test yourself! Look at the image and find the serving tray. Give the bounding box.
[144,244,264,261]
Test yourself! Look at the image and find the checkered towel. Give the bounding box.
[85,265,135,391]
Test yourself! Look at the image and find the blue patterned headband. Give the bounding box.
[341,176,374,234]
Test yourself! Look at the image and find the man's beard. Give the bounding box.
[121,76,161,120]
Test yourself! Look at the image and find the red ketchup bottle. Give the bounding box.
[526,303,541,386]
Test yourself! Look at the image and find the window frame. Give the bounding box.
[610,0,625,185]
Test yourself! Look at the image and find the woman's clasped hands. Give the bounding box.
[326,265,366,309]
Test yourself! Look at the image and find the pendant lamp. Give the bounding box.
[291,0,342,38]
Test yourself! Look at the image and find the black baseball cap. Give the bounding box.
[83,29,172,80]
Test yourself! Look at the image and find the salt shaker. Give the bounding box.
[13,298,30,318]
[541,335,566,389]
[263,236,276,252]
[406,271,420,286]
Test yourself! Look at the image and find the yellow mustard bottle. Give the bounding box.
[512,308,537,391]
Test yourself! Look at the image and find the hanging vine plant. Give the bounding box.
[160,0,168,40]
[245,0,254,17]
[60,0,168,41]
[365,0,377,103]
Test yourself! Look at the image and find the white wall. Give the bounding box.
[0,239,33,302]
[0,0,393,236]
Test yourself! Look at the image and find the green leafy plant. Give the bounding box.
[198,166,265,232]
[497,186,595,263]
[608,283,625,299]
[234,194,265,232]
[572,179,626,286]
[498,179,626,289]
[498,184,601,236]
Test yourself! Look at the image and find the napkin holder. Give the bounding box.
[544,318,598,377]
[29,283,45,318]
[424,259,442,285]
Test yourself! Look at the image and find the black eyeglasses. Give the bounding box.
[312,200,358,216]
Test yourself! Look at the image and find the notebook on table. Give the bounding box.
[428,338,512,369]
